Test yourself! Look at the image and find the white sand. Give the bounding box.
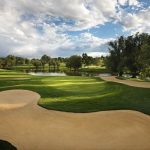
[0,90,150,150]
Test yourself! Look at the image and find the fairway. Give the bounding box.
[0,70,150,114]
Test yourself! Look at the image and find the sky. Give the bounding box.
[0,0,150,58]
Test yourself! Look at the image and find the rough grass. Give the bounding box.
[0,69,150,114]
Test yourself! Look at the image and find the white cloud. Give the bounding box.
[62,32,113,56]
[119,7,150,33]
[0,0,124,31]
[0,0,148,58]
[87,52,108,57]
[118,0,139,6]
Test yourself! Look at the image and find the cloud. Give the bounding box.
[119,7,150,33]
[12,0,118,30]
[76,32,112,51]
[87,52,108,57]
[0,0,149,58]
[118,0,139,6]
[44,32,112,57]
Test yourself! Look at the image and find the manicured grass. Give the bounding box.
[0,70,31,79]
[0,70,150,114]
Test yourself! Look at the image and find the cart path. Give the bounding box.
[100,75,150,88]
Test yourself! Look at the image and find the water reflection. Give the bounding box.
[98,73,111,77]
[15,68,111,77]
[29,72,67,76]
[28,71,111,77]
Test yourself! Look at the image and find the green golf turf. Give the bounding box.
[0,70,150,114]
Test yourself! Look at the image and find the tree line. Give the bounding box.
[0,53,102,71]
[0,55,60,71]
[106,33,150,78]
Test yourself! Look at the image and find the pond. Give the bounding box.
[29,72,67,76]
[28,72,111,77]
[98,73,111,77]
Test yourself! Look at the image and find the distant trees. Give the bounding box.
[16,57,25,65]
[31,59,41,70]
[48,58,52,71]
[106,33,150,78]
[24,58,30,65]
[39,55,61,71]
[5,55,16,68]
[48,59,59,71]
[82,53,103,66]
[0,58,3,68]
[0,54,61,72]
[0,55,31,69]
[66,55,82,71]
[0,52,104,72]
[41,55,50,71]
[82,53,93,66]
[0,58,6,68]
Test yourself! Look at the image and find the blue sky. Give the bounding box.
[0,0,150,58]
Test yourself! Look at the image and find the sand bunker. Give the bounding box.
[0,90,40,110]
[0,90,150,150]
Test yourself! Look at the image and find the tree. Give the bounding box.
[106,33,150,78]
[55,60,60,71]
[82,53,93,66]
[0,58,3,68]
[66,55,82,71]
[5,55,16,68]
[138,33,150,68]
[51,60,56,71]
[16,57,25,65]
[41,55,49,71]
[31,59,41,70]
[47,57,51,71]
[24,58,30,65]
[0,58,7,68]
[138,33,150,78]
[124,33,150,77]
[106,36,125,76]
[66,58,71,71]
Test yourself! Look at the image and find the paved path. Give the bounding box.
[100,76,150,88]
[0,90,150,150]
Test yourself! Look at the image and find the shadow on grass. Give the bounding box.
[38,82,150,115]
[0,76,150,115]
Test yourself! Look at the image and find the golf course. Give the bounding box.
[1,0,150,149]
[0,69,150,150]
[0,69,150,114]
